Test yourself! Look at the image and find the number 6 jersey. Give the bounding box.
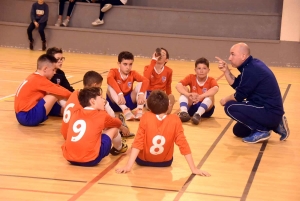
[132,112,191,162]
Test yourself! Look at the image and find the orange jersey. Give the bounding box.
[61,90,82,140]
[61,108,122,162]
[107,68,149,95]
[143,59,173,95]
[14,73,71,113]
[132,112,191,162]
[179,75,218,95]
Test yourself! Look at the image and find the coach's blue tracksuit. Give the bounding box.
[224,56,284,134]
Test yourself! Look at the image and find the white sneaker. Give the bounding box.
[101,4,112,12]
[62,19,69,27]
[92,19,104,26]
[55,19,62,27]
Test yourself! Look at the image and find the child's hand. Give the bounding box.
[115,166,131,174]
[120,125,130,136]
[34,21,39,28]
[137,94,145,105]
[118,94,126,105]
[192,169,211,177]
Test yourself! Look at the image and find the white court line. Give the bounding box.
[0,94,15,100]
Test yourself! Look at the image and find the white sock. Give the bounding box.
[112,133,122,150]
[179,95,188,112]
[134,82,146,109]
[108,85,127,111]
[58,99,67,107]
[105,102,115,117]
[196,97,212,116]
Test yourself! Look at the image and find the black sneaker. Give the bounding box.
[110,143,128,156]
[42,41,47,51]
[29,40,34,50]
[191,113,201,125]
[178,111,191,122]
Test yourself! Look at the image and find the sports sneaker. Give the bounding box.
[242,131,270,144]
[273,115,290,141]
[118,113,135,138]
[178,111,191,122]
[92,19,104,26]
[191,113,201,125]
[62,19,69,27]
[55,18,62,27]
[123,108,135,121]
[42,41,47,51]
[29,40,34,50]
[135,108,143,120]
[101,4,112,12]
[110,143,128,156]
[167,94,175,114]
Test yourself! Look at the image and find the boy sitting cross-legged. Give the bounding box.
[106,51,149,121]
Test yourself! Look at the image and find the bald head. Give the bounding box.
[228,43,251,68]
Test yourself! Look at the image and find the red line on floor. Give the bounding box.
[0,187,73,196]
[68,155,125,201]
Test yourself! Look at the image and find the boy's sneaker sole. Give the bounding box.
[280,116,289,141]
[110,143,128,156]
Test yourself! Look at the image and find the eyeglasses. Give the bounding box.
[56,57,65,61]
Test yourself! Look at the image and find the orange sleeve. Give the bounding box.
[174,116,191,155]
[132,115,146,150]
[166,68,173,95]
[104,113,122,128]
[37,77,71,98]
[179,74,192,87]
[210,77,219,88]
[132,71,149,93]
[107,69,122,94]
[143,59,156,79]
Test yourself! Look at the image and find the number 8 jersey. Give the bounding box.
[133,112,191,163]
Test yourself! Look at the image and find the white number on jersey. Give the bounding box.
[150,135,166,155]
[15,80,28,97]
[63,103,75,123]
[71,120,86,142]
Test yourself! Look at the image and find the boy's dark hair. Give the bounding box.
[37,54,57,69]
[147,90,169,114]
[195,57,209,68]
[46,47,63,56]
[78,87,103,108]
[161,48,169,59]
[83,71,103,87]
[118,51,134,62]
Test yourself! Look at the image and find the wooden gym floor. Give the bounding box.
[0,47,299,201]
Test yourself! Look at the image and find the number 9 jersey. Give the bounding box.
[132,112,191,163]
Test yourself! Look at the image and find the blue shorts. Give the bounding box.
[106,93,137,112]
[135,157,173,167]
[16,99,48,126]
[48,102,62,116]
[69,134,112,167]
[146,90,152,99]
[188,104,215,117]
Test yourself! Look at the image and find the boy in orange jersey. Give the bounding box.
[143,48,175,114]
[176,57,219,125]
[106,51,149,121]
[115,90,210,176]
[14,54,71,126]
[61,71,133,140]
[62,87,128,166]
